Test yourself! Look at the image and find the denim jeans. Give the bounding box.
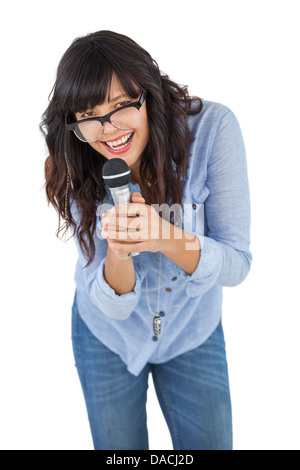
[71,295,233,450]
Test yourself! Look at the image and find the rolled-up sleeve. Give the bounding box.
[88,257,146,320]
[71,201,147,319]
[186,109,252,297]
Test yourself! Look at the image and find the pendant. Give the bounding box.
[153,315,162,337]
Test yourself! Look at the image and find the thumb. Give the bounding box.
[130,192,145,203]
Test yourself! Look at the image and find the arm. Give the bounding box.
[104,247,136,296]
[104,109,251,296]
[71,195,146,319]
[104,202,201,274]
[183,109,252,296]
[102,192,145,296]
[159,220,201,275]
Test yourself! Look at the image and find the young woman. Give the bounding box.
[41,30,251,450]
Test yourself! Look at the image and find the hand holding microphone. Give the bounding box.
[101,158,145,259]
[101,158,167,258]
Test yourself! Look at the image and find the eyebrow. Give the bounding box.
[109,93,131,103]
[76,93,135,116]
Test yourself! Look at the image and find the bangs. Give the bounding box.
[53,40,140,115]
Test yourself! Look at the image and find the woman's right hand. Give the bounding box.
[101,192,145,260]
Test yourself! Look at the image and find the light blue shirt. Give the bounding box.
[71,100,252,377]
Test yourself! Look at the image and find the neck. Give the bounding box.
[130,160,142,186]
[130,160,153,202]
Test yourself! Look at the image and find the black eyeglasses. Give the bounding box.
[66,91,147,143]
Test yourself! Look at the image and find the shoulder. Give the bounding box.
[187,99,234,137]
[187,99,244,158]
[184,100,245,192]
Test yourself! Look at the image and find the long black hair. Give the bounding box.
[40,30,202,265]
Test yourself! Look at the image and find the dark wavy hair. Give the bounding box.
[40,30,202,266]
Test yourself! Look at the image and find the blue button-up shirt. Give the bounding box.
[71,100,252,376]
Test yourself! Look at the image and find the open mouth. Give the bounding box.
[102,132,134,153]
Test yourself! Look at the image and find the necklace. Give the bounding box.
[145,253,162,340]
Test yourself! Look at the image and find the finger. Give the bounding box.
[103,216,141,232]
[108,241,147,252]
[103,230,128,240]
[104,229,148,241]
[101,228,130,240]
[131,196,145,204]
[109,203,148,218]
[105,204,131,218]
[102,206,116,218]
[130,192,145,203]
[127,203,148,217]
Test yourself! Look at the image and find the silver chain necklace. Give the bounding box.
[145,253,163,339]
[63,164,163,337]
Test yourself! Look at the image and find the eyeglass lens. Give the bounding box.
[75,107,142,143]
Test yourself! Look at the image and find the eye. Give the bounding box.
[116,101,131,108]
[81,111,96,118]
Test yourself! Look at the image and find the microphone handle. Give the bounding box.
[110,185,131,205]
[109,184,140,257]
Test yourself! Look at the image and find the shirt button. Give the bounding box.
[171,277,177,282]
[152,336,158,342]
[192,204,197,210]
[159,311,165,317]
[166,287,172,292]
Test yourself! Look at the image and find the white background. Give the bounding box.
[0,0,299,450]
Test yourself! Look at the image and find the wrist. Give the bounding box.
[104,245,136,296]
[160,223,201,275]
[159,222,180,254]
[108,245,133,261]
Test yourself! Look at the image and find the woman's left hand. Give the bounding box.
[101,192,169,255]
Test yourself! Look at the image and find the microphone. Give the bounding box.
[102,158,131,205]
[102,158,139,256]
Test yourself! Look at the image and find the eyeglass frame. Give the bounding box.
[66,91,147,140]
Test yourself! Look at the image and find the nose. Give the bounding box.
[101,121,118,138]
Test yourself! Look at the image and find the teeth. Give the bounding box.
[106,133,133,149]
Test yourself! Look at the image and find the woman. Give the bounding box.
[41,30,251,450]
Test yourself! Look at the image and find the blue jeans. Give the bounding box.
[71,295,233,450]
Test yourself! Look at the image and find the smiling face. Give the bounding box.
[75,75,149,174]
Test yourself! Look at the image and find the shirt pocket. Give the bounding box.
[182,183,209,235]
